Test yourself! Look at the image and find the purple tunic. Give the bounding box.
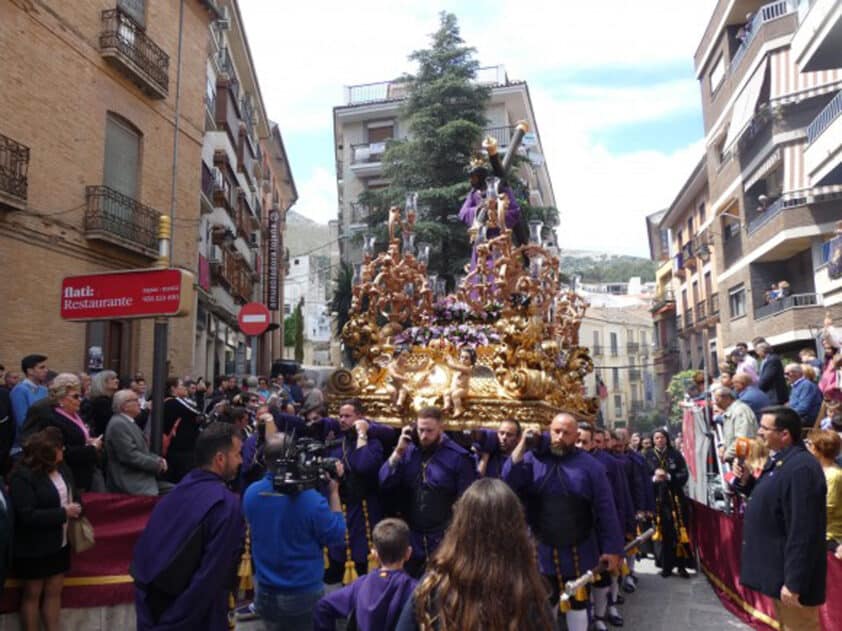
[590,449,633,535]
[458,186,521,234]
[133,469,245,631]
[628,450,655,513]
[326,430,385,564]
[379,436,476,562]
[314,568,417,631]
[503,448,623,578]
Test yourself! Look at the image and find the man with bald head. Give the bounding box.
[732,372,770,421]
[785,363,822,428]
[504,413,623,631]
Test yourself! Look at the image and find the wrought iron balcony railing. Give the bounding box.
[730,0,795,72]
[626,342,640,355]
[754,292,821,320]
[807,90,842,145]
[84,185,160,257]
[0,132,29,209]
[100,8,169,99]
[709,292,720,316]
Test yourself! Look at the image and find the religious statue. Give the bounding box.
[443,347,476,417]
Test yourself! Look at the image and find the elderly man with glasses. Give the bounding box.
[785,363,822,428]
[104,389,170,496]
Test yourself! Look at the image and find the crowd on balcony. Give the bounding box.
[763,280,791,305]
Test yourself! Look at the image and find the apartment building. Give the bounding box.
[332,66,556,265]
[0,0,217,376]
[192,0,295,380]
[646,210,680,417]
[694,0,842,356]
[581,307,656,429]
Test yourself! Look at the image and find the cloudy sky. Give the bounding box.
[239,0,717,258]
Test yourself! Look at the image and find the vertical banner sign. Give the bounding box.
[267,209,280,310]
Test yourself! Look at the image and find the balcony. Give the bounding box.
[696,300,707,324]
[754,292,820,320]
[730,1,796,73]
[215,79,242,147]
[99,8,169,99]
[677,313,683,333]
[792,0,842,72]
[211,158,236,215]
[0,133,29,210]
[709,292,720,316]
[650,289,676,314]
[592,344,604,357]
[626,342,640,355]
[84,185,160,258]
[483,125,517,148]
[609,345,619,358]
[350,141,387,178]
[200,162,214,214]
[684,308,694,330]
[681,242,697,269]
[344,65,510,105]
[238,128,257,189]
[805,90,842,185]
[212,246,254,304]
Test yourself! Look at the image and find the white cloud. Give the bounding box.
[239,0,718,256]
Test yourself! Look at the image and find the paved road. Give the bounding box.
[235,558,751,630]
[611,558,751,631]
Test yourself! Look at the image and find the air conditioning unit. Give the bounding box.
[214,6,230,31]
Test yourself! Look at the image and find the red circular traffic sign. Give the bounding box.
[238,302,271,336]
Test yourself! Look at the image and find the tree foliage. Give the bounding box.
[667,369,699,425]
[561,255,656,284]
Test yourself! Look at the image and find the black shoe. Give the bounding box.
[660,570,672,578]
[614,594,625,605]
[607,611,624,627]
[678,568,690,579]
[622,576,636,593]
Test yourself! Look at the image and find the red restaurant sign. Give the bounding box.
[60,269,194,321]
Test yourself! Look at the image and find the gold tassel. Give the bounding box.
[368,549,378,573]
[227,593,236,630]
[652,528,662,542]
[323,547,330,569]
[343,559,358,585]
[621,560,631,577]
[593,572,601,583]
[559,597,571,613]
[575,585,588,602]
[237,528,253,593]
[679,526,690,545]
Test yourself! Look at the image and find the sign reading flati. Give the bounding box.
[60,268,194,321]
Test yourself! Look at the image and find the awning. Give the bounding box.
[743,148,781,191]
[723,58,769,153]
[782,140,806,193]
[771,47,842,104]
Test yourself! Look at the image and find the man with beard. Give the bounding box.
[379,407,476,577]
[577,424,628,631]
[323,400,386,585]
[476,418,522,478]
[132,423,245,630]
[504,413,623,631]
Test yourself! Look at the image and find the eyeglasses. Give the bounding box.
[759,425,781,432]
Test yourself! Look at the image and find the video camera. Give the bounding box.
[269,433,342,495]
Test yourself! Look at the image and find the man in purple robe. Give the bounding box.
[132,423,245,631]
[314,518,416,631]
[324,399,385,584]
[475,419,522,478]
[379,406,476,577]
[503,413,623,631]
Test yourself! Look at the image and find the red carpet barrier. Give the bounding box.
[1,493,158,611]
[691,500,842,631]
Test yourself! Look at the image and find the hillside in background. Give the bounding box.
[560,251,656,284]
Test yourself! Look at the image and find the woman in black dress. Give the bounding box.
[10,427,82,631]
[163,376,204,483]
[83,370,119,436]
[644,428,691,578]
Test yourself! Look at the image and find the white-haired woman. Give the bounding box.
[83,370,119,436]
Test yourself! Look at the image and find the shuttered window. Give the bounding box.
[104,115,140,199]
[118,0,145,27]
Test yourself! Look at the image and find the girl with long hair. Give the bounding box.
[396,477,553,631]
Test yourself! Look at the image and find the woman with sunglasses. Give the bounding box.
[27,373,101,492]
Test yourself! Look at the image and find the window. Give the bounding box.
[729,284,746,319]
[104,114,141,199]
[610,332,619,356]
[367,122,394,143]
[118,0,145,26]
[612,368,620,389]
[698,202,706,223]
[687,216,694,236]
[626,329,634,343]
[659,229,669,256]
[640,331,647,348]
[614,395,622,416]
[709,54,725,94]
[677,229,684,246]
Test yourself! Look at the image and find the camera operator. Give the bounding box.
[243,434,346,630]
[324,400,385,585]
[378,406,476,578]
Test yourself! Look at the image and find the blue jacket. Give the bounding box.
[243,475,345,594]
[787,378,823,427]
[9,380,47,452]
[738,385,771,421]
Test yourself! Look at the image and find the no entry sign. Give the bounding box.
[60,269,193,320]
[238,302,271,336]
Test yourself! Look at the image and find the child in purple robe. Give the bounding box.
[314,518,416,631]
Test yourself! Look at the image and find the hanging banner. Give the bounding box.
[267,209,280,311]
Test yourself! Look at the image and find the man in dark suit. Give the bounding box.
[734,406,826,631]
[755,341,789,404]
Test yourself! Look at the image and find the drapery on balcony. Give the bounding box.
[84,185,160,257]
[0,132,29,209]
[100,8,169,99]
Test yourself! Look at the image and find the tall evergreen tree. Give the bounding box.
[360,12,490,278]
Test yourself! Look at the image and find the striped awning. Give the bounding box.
[770,47,842,104]
[744,148,781,190]
[723,59,768,152]
[782,140,806,193]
